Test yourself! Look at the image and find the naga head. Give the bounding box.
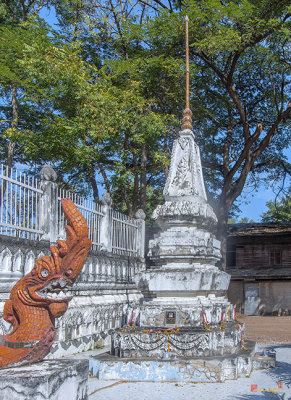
[10,198,92,319]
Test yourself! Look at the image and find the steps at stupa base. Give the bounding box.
[89,340,272,382]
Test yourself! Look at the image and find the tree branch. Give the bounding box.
[97,163,111,194]
[195,51,227,83]
[194,50,249,141]
[151,0,171,11]
[225,123,263,188]
[252,102,291,159]
[222,107,233,177]
[137,0,159,13]
[227,52,241,86]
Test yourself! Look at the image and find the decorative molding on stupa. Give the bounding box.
[181,108,193,131]
[152,130,217,224]
[163,131,206,200]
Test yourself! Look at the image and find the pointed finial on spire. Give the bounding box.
[181,15,193,131]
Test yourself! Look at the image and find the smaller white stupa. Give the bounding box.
[108,17,272,382]
[133,15,232,333]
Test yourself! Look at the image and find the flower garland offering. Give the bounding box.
[141,327,180,335]
[128,311,135,328]
[234,306,240,323]
[220,310,226,331]
[241,334,247,351]
[234,323,247,351]
[202,310,212,332]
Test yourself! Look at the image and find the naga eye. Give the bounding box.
[65,268,72,277]
[41,268,49,278]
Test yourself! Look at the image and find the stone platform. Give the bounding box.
[89,340,275,382]
[0,359,89,400]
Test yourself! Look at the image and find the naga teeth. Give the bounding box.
[36,289,71,300]
[35,276,74,301]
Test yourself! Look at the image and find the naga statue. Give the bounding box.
[0,198,92,368]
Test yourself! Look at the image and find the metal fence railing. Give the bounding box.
[0,163,144,257]
[57,189,104,252]
[0,164,43,240]
[111,210,139,255]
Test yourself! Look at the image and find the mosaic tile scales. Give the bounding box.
[0,198,92,368]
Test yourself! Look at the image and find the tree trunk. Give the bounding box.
[97,163,111,195]
[216,198,232,271]
[140,144,147,212]
[1,86,18,205]
[6,141,15,173]
[132,152,139,215]
[121,132,132,215]
[7,85,18,171]
[216,216,228,271]
[0,85,18,204]
[88,166,99,203]
[163,133,169,180]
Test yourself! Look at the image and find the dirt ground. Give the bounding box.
[238,314,291,344]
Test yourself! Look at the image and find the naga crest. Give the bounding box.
[0,198,92,368]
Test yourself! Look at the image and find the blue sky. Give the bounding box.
[39,6,57,25]
[237,147,291,221]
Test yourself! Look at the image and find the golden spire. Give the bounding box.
[181,15,193,131]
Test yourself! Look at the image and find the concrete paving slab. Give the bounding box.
[88,344,291,400]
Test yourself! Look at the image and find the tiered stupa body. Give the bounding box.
[111,116,247,363]
[103,110,274,381]
[105,17,272,380]
[136,126,233,334]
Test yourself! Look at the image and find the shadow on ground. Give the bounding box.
[267,345,291,389]
[232,395,289,400]
[228,345,291,400]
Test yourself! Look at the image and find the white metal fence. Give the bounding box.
[0,163,143,257]
[111,210,138,255]
[0,164,43,240]
[58,189,104,252]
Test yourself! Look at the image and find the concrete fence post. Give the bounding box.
[100,193,112,252]
[135,209,146,259]
[39,165,58,243]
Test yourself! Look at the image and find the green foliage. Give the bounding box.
[0,16,93,165]
[227,217,255,224]
[0,0,290,229]
[239,217,255,223]
[143,0,291,203]
[261,195,291,222]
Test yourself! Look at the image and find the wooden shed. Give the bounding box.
[227,223,291,315]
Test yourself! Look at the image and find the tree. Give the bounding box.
[137,0,291,267]
[1,0,179,216]
[0,0,55,170]
[1,0,290,266]
[228,217,255,223]
[0,3,118,202]
[261,195,291,222]
[60,0,290,263]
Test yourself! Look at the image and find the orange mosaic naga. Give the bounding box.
[0,198,92,368]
